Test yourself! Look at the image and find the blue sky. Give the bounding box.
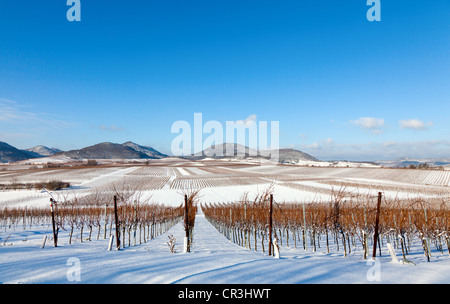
[0,0,449,160]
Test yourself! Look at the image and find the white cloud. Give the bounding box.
[0,98,74,129]
[307,142,321,149]
[305,140,450,161]
[303,138,334,151]
[383,141,397,148]
[399,119,432,130]
[0,99,36,122]
[236,114,257,127]
[350,117,385,134]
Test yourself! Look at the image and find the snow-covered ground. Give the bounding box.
[1,161,449,284]
[0,166,139,208]
[1,207,449,284]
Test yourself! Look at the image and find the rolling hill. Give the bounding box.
[25,145,62,158]
[0,142,38,163]
[183,143,319,163]
[55,142,166,160]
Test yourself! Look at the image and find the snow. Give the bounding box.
[141,183,331,206]
[1,207,449,284]
[176,168,190,176]
[15,155,75,165]
[1,161,450,284]
[296,160,381,168]
[0,166,139,208]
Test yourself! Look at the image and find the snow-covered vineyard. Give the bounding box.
[1,159,450,284]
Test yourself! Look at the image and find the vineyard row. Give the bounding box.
[1,199,184,249]
[202,189,450,262]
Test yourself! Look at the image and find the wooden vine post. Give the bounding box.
[244,202,248,249]
[114,195,120,250]
[268,194,273,256]
[372,192,382,259]
[184,194,190,253]
[50,198,58,247]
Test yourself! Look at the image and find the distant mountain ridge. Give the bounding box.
[1,141,318,164]
[376,157,450,168]
[0,141,166,162]
[25,145,62,158]
[183,143,319,163]
[0,142,37,163]
[277,148,320,163]
[55,142,167,160]
[122,141,167,159]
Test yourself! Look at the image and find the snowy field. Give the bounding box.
[1,207,449,284]
[1,159,450,284]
